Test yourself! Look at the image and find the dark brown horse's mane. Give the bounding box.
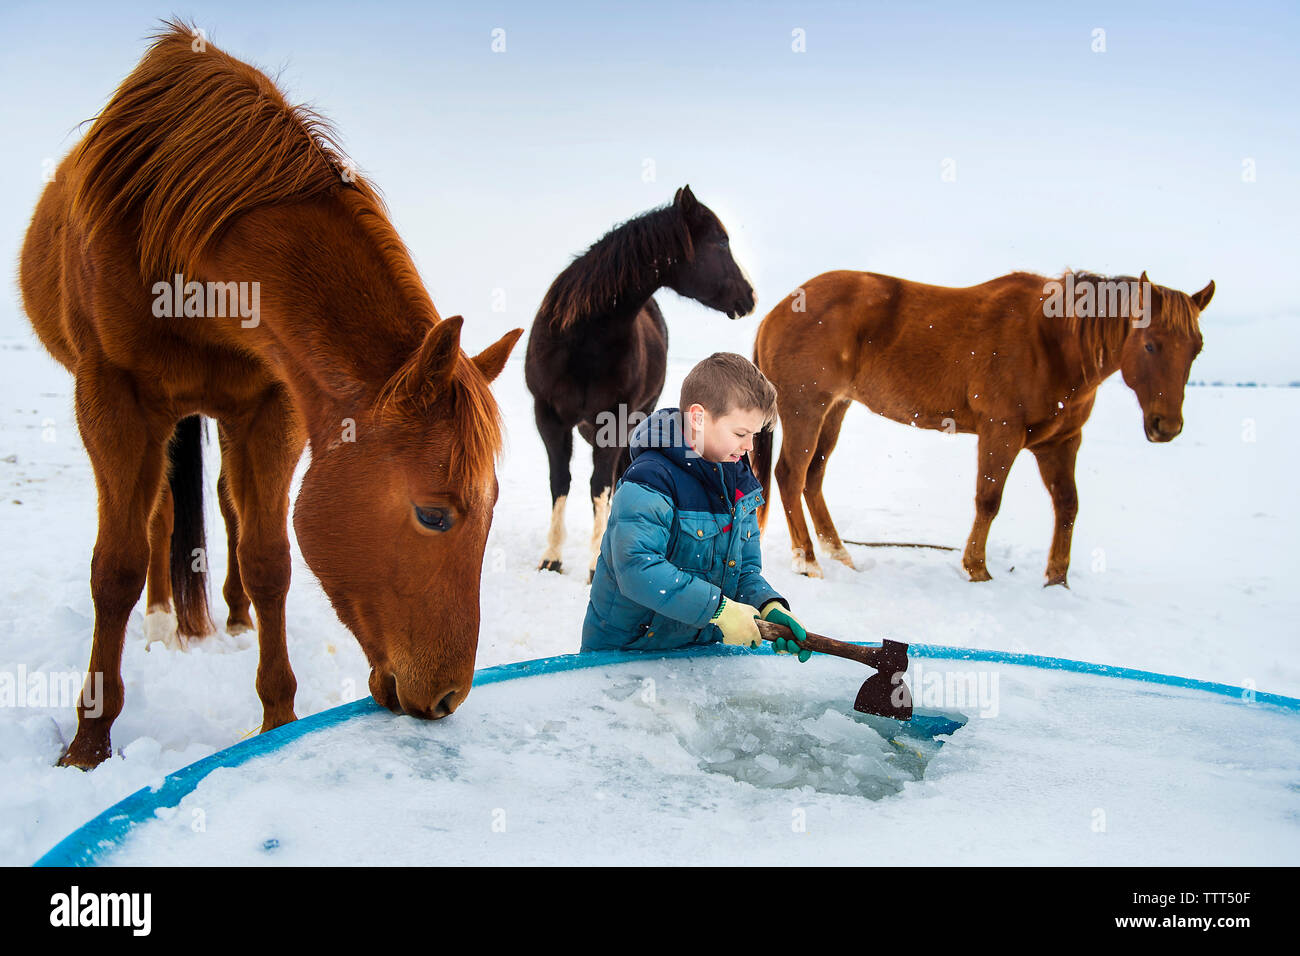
[540,204,695,331]
[70,17,501,484]
[1048,271,1202,383]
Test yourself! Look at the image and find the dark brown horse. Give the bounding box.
[19,20,522,768]
[525,186,755,582]
[752,269,1213,586]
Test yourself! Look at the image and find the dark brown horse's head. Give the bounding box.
[666,185,756,319]
[294,318,522,719]
[1119,272,1213,442]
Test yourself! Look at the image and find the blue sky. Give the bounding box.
[2,0,1296,375]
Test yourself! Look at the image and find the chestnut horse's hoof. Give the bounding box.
[965,566,993,582]
[58,738,112,770]
[587,569,595,586]
[1043,574,1070,588]
[538,559,562,573]
[226,615,255,636]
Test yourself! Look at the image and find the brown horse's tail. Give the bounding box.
[167,415,214,637]
[751,340,775,534]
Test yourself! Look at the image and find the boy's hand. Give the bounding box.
[711,596,762,648]
[761,601,812,662]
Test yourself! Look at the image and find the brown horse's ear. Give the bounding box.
[1190,280,1215,312]
[417,315,464,391]
[674,185,698,214]
[1139,270,1151,286]
[473,327,524,383]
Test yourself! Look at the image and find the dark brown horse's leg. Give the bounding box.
[1032,432,1081,587]
[143,480,178,648]
[961,423,1025,582]
[587,438,622,584]
[216,424,254,634]
[804,397,855,570]
[219,386,304,733]
[61,363,170,769]
[774,402,828,577]
[534,398,572,573]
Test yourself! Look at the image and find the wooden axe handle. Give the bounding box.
[754,618,901,669]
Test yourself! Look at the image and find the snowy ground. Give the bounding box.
[2,332,1297,865]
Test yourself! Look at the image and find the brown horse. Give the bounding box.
[752,269,1213,586]
[19,20,522,768]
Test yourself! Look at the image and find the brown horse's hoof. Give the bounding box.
[538,559,562,573]
[965,566,993,582]
[587,569,595,586]
[58,738,112,770]
[260,711,298,734]
[226,615,255,635]
[1043,574,1070,588]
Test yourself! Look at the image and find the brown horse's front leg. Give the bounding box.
[1032,433,1081,587]
[219,388,305,733]
[61,364,170,769]
[962,423,1025,582]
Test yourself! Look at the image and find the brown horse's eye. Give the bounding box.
[415,506,453,532]
[1145,342,1156,353]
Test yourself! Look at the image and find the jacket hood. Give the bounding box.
[628,407,758,500]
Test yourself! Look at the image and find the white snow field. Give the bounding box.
[2,334,1297,865]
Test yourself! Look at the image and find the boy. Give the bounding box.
[582,352,811,659]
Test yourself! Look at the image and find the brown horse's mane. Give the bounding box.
[70,17,501,484]
[540,204,696,331]
[1037,270,1202,384]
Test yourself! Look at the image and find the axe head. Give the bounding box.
[852,639,914,720]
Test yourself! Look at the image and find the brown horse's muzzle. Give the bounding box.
[1144,414,1183,442]
[369,668,463,719]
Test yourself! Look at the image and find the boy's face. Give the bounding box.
[685,404,767,463]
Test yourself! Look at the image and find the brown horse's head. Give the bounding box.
[665,185,756,319]
[1119,272,1213,442]
[293,318,522,719]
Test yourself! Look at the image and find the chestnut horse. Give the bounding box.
[525,186,755,582]
[19,20,522,768]
[752,269,1213,585]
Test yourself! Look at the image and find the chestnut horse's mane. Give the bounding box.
[69,18,502,484]
[540,204,695,331]
[1039,270,1202,384]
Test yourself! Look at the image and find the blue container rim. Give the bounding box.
[32,641,1300,866]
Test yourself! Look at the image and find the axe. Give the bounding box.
[754,618,914,721]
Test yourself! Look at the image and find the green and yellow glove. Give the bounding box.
[711,596,761,648]
[761,600,812,662]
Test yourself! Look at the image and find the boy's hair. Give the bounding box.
[679,352,778,426]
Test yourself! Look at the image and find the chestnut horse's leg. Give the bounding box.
[216,424,254,635]
[61,362,171,769]
[774,398,832,578]
[1031,433,1082,587]
[961,423,1026,582]
[534,398,573,573]
[143,480,180,648]
[803,397,855,570]
[218,386,305,733]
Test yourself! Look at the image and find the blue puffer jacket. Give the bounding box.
[581,407,788,652]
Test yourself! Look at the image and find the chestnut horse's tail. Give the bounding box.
[167,416,214,637]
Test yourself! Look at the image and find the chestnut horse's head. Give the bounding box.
[665,185,756,319]
[1119,272,1213,442]
[294,318,522,719]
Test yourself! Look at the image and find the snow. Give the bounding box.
[98,654,1300,866]
[1,332,1297,865]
